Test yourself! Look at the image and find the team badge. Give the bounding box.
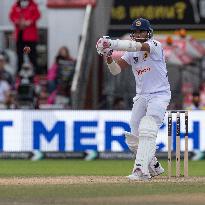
[143,52,148,61]
[136,21,141,26]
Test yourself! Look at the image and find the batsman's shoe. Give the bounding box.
[149,157,164,177]
[127,164,151,181]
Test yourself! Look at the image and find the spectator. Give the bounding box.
[14,62,36,108]
[0,53,14,86]
[19,62,34,84]
[47,46,75,95]
[185,92,201,110]
[0,71,11,108]
[0,50,17,77]
[5,91,17,109]
[199,82,205,109]
[183,92,193,109]
[9,0,41,73]
[112,97,127,110]
[36,83,49,108]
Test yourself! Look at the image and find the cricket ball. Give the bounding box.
[23,46,31,54]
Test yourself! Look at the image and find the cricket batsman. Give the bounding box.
[96,18,171,180]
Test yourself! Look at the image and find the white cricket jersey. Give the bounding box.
[121,39,171,95]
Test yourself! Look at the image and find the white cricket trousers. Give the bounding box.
[130,92,171,137]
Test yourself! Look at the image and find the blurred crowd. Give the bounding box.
[162,29,205,111]
[1,0,205,111]
[0,0,75,109]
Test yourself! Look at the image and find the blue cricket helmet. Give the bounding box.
[130,18,153,40]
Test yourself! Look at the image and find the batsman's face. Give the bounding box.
[132,30,148,42]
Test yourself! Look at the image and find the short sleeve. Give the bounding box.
[146,40,163,61]
[121,51,132,65]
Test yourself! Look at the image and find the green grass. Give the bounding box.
[0,183,204,197]
[0,159,204,177]
[0,183,205,205]
[0,160,205,205]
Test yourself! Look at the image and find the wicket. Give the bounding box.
[168,111,189,178]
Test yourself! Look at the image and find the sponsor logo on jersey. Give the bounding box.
[136,67,151,75]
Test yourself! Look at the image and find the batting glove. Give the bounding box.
[96,36,113,57]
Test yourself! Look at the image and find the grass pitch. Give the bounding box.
[0,160,205,205]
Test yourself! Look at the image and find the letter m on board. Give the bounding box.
[33,121,65,151]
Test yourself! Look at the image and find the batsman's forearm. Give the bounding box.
[106,59,121,76]
[110,39,142,52]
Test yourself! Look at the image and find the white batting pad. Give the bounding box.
[138,115,158,138]
[134,116,158,175]
[123,131,139,154]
